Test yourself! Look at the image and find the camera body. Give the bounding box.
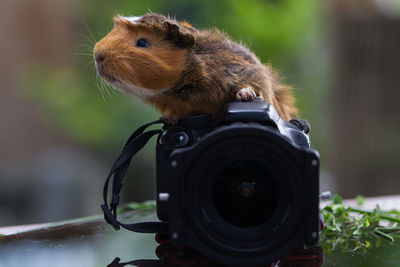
[155,100,320,266]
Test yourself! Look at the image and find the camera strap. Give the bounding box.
[101,119,169,233]
[101,116,311,233]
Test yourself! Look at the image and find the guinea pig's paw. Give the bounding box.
[236,87,257,101]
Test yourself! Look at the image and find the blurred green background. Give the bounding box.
[0,0,399,226]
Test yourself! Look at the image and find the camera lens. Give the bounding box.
[212,161,279,227]
[171,123,313,266]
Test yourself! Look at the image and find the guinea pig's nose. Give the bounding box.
[95,53,106,64]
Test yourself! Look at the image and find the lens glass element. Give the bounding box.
[212,161,279,228]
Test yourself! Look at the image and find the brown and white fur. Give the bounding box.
[93,13,297,121]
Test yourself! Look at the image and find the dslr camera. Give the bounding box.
[155,100,320,266]
[102,99,320,266]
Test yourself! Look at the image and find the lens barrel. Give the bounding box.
[166,123,318,266]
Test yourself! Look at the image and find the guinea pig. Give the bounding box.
[93,13,297,121]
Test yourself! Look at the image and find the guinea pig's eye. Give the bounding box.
[136,38,151,48]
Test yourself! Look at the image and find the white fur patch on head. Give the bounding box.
[123,16,143,25]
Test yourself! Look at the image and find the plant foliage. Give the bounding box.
[320,194,400,253]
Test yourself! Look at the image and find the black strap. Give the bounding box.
[102,116,310,233]
[107,257,161,267]
[101,119,168,233]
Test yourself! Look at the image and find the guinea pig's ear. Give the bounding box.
[163,21,195,48]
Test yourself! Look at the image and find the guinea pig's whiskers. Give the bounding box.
[73,34,95,64]
[73,32,95,47]
[97,69,117,102]
[74,42,94,57]
[75,44,95,52]
[73,19,97,47]
[96,75,111,103]
[85,60,95,68]
[73,21,113,102]
[100,80,109,101]
[100,78,113,100]
[82,19,97,46]
[76,43,94,48]
[94,74,105,98]
[75,52,94,56]
[102,79,115,100]
[72,32,96,68]
[93,70,108,102]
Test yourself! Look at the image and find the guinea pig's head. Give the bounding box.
[93,14,196,98]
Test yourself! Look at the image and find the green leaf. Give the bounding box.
[352,225,363,236]
[332,194,343,204]
[356,195,366,206]
[320,194,400,252]
[375,228,394,242]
